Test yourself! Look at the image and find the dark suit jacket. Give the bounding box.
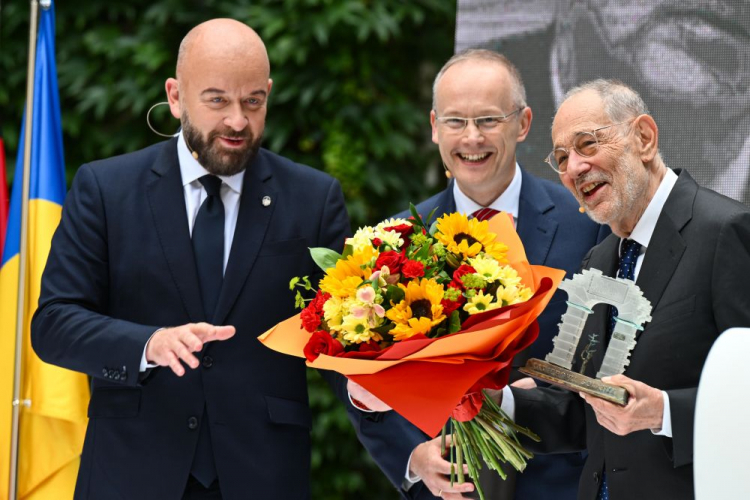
[348,168,608,499]
[31,138,351,500]
[513,169,750,500]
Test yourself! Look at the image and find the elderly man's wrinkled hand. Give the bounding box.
[581,374,664,435]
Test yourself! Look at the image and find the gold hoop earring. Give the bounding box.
[146,101,178,138]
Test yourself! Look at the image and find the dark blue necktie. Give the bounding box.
[599,239,642,500]
[190,175,224,488]
[192,175,224,321]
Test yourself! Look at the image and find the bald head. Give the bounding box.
[165,19,273,176]
[176,19,269,80]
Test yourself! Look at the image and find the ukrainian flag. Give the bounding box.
[0,2,89,498]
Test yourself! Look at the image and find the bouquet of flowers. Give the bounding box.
[260,207,564,499]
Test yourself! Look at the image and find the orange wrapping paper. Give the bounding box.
[259,214,565,436]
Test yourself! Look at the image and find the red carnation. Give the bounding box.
[383,223,414,241]
[372,238,383,247]
[402,260,425,279]
[375,250,405,274]
[452,265,477,290]
[312,291,331,312]
[303,331,344,362]
[300,305,322,332]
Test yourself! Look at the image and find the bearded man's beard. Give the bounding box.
[181,111,262,176]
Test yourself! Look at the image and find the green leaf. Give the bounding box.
[341,244,354,259]
[385,284,405,305]
[448,310,461,333]
[289,276,300,290]
[309,247,343,271]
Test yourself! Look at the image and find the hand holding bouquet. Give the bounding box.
[260,207,564,499]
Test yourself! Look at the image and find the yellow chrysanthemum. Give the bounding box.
[463,290,502,315]
[386,279,446,341]
[322,296,346,329]
[497,265,524,288]
[319,246,376,298]
[467,254,503,283]
[339,315,384,344]
[496,283,533,306]
[434,213,508,261]
[346,226,377,252]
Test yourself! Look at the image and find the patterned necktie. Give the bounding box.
[599,238,642,500]
[471,207,500,222]
[608,239,642,334]
[190,175,224,488]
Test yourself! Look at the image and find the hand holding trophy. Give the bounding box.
[520,269,652,405]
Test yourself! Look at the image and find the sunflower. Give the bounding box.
[434,213,508,262]
[319,246,376,298]
[386,279,446,341]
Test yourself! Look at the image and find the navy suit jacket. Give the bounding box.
[31,138,351,500]
[513,170,750,500]
[348,168,608,499]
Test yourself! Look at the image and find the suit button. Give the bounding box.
[187,416,199,430]
[202,356,213,369]
[593,472,600,484]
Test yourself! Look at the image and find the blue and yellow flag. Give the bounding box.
[0,2,89,498]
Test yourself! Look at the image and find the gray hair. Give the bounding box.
[432,49,527,111]
[562,79,650,123]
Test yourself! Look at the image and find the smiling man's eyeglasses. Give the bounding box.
[545,120,635,174]
[435,107,525,133]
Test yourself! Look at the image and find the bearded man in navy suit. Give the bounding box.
[31,19,349,500]
[346,49,608,500]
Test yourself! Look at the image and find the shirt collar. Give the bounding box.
[626,168,678,251]
[177,132,245,194]
[452,162,522,219]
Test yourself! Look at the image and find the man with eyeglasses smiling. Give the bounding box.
[346,49,608,500]
[496,80,750,500]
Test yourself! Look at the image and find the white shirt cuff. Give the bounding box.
[501,385,516,420]
[404,450,421,488]
[651,390,672,437]
[348,391,376,413]
[139,329,162,372]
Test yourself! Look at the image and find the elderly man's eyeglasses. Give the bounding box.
[435,107,524,133]
[544,121,633,174]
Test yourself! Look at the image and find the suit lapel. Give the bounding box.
[213,151,276,325]
[146,139,205,322]
[516,169,558,266]
[634,170,694,339]
[432,183,457,218]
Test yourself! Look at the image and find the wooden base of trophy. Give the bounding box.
[519,358,629,406]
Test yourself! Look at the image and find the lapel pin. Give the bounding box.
[262,196,272,207]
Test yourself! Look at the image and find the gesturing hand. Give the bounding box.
[581,374,664,435]
[145,323,236,376]
[410,436,475,499]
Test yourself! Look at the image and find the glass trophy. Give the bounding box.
[520,269,652,405]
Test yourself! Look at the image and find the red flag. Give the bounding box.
[0,138,8,259]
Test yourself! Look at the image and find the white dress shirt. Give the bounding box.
[139,134,246,371]
[453,162,522,226]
